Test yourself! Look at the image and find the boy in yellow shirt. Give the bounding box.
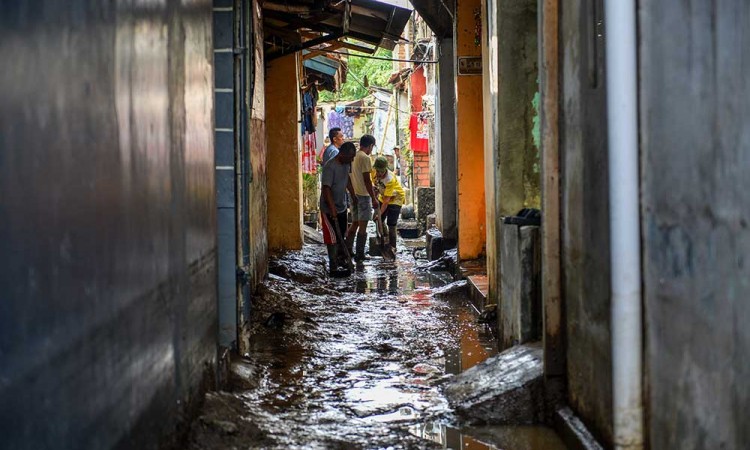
[371,156,406,252]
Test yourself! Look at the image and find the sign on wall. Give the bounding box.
[457,57,482,75]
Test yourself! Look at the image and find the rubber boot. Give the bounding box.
[326,244,339,275]
[388,225,398,252]
[345,231,355,258]
[355,232,368,262]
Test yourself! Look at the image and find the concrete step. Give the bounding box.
[443,343,545,425]
[467,274,488,314]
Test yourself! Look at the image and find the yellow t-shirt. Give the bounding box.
[349,151,372,196]
[371,169,405,206]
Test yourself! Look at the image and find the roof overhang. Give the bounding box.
[408,0,453,38]
[302,51,342,76]
[264,0,412,61]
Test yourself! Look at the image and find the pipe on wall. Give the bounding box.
[603,0,643,449]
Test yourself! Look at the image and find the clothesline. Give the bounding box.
[320,49,437,64]
[317,105,431,116]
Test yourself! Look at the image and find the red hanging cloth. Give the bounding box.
[409,115,429,154]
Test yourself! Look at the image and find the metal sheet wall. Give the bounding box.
[640,1,750,447]
[0,1,216,448]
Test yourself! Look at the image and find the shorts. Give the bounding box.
[380,204,402,227]
[320,211,348,245]
[352,195,373,222]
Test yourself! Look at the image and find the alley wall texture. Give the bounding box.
[640,1,750,448]
[0,1,216,449]
[560,0,612,444]
[481,0,538,306]
[455,0,486,260]
[266,53,303,251]
[249,0,268,293]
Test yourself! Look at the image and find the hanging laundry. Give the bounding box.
[409,114,429,153]
[302,132,317,174]
[327,109,354,138]
[301,86,319,174]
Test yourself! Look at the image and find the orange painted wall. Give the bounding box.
[456,0,486,260]
[265,53,303,250]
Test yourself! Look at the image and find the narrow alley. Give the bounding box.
[186,240,564,449]
[3,1,750,449]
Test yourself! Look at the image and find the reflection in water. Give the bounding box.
[411,423,568,450]
[192,245,567,449]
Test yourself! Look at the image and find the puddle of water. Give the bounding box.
[188,244,566,449]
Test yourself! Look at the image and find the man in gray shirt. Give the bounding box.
[320,142,356,275]
[321,127,344,166]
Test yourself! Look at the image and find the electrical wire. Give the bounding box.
[344,71,424,118]
[320,49,437,64]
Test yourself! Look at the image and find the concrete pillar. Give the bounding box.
[265,54,303,251]
[435,37,458,244]
[481,0,539,304]
[455,0,486,260]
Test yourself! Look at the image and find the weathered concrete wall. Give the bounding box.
[456,0,486,260]
[499,225,541,350]
[640,2,750,448]
[265,54,303,251]
[482,0,538,306]
[434,36,458,243]
[249,0,268,287]
[417,187,436,232]
[560,0,612,444]
[239,0,269,352]
[0,1,216,449]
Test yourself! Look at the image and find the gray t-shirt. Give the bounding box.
[320,157,350,214]
[321,144,339,166]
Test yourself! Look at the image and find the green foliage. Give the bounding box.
[302,173,319,212]
[319,48,394,102]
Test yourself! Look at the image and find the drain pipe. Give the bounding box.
[603,1,643,449]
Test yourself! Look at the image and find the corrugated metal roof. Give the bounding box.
[264,0,412,60]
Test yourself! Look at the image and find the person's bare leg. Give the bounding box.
[345,222,359,256]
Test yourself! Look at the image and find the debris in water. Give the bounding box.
[200,418,238,435]
[431,280,468,300]
[417,249,458,272]
[303,225,324,244]
[412,363,441,376]
[263,312,286,329]
[478,304,498,324]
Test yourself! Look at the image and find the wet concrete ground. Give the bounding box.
[186,241,567,449]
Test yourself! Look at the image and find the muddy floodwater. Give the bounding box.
[186,244,567,450]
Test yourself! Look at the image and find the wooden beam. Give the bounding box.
[339,40,376,54]
[302,41,344,60]
[540,0,564,380]
[266,10,341,36]
[263,25,302,45]
[343,0,351,34]
[263,2,315,14]
[267,31,344,61]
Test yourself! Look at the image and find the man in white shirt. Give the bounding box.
[345,134,379,262]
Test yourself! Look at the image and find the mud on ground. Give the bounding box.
[186,244,500,449]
